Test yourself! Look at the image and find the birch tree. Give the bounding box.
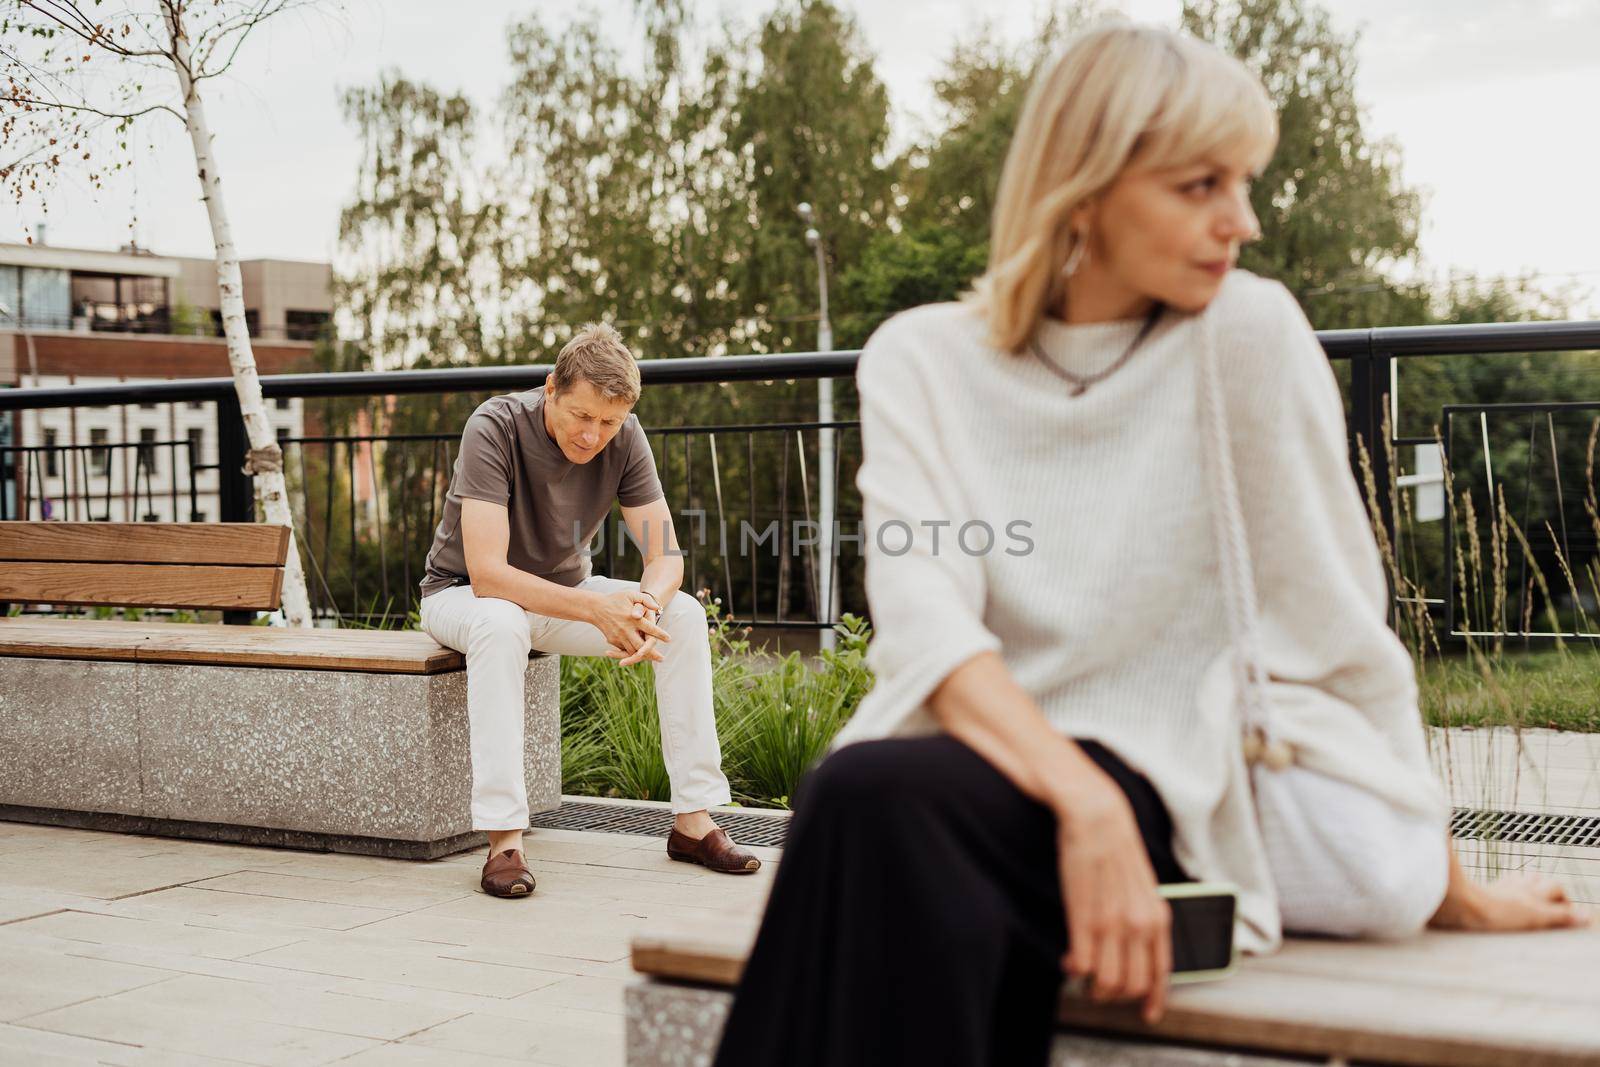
[1,0,318,627]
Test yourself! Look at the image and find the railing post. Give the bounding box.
[215,392,256,625]
[1348,341,1397,605]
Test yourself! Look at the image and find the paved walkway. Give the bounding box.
[5,739,1597,1066]
[0,821,778,1066]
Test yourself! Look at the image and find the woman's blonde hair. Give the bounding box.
[972,21,1278,353]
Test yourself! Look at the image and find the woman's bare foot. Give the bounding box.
[1430,871,1591,931]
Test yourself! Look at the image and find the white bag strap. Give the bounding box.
[1195,313,1291,768]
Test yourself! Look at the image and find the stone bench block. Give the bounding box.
[623,982,1307,1067]
[0,654,559,859]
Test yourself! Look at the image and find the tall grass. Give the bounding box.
[1361,412,1600,728]
[1363,414,1600,892]
[558,594,873,808]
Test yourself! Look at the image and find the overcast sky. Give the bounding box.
[4,0,1596,314]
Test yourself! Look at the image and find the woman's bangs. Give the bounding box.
[1133,55,1278,175]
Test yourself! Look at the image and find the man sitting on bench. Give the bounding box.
[418,322,760,897]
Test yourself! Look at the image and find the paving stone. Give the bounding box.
[4,908,302,960]
[405,1007,624,1066]
[510,974,632,1016]
[334,1041,526,1065]
[20,998,380,1066]
[184,870,472,912]
[0,851,255,900]
[0,944,179,1023]
[104,973,464,1042]
[98,885,403,932]
[237,938,570,999]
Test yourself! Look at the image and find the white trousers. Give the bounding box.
[419,576,733,829]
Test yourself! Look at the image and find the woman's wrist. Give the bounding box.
[1037,739,1119,822]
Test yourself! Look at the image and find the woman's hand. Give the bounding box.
[1429,870,1591,932]
[1055,778,1172,1025]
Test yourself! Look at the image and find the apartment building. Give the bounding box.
[0,241,333,522]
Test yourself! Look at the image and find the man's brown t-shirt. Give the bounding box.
[419,387,664,598]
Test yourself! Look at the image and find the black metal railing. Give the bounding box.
[4,324,1600,635]
[254,417,858,630]
[1,439,205,524]
[3,312,329,342]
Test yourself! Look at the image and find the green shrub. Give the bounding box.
[557,594,874,808]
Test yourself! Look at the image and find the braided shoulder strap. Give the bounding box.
[1195,315,1292,770]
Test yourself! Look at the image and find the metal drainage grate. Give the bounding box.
[1451,807,1600,850]
[537,803,1600,853]
[532,800,790,848]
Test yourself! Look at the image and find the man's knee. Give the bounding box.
[657,590,709,642]
[661,589,705,623]
[467,597,531,651]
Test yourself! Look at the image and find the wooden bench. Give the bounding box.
[0,520,560,859]
[627,914,1600,1066]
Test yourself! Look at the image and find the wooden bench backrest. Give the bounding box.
[0,522,289,612]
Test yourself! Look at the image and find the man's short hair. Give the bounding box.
[551,322,641,405]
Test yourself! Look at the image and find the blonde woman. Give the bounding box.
[712,22,1586,1067]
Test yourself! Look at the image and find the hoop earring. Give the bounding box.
[1061,235,1087,278]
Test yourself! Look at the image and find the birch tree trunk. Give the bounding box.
[167,3,313,628]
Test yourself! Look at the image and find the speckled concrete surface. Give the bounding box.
[622,982,1308,1066]
[0,657,142,815]
[0,654,559,854]
[625,982,727,1067]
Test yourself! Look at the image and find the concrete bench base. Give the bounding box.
[0,654,560,858]
[624,982,1306,1067]
[0,803,486,861]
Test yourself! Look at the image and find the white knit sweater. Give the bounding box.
[831,269,1449,955]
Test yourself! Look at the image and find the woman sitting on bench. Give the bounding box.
[713,20,1587,1067]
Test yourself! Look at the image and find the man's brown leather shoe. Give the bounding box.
[481,848,536,897]
[666,827,762,874]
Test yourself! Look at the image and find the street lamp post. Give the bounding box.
[797,202,838,651]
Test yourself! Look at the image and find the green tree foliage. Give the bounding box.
[835,224,986,347]
[337,76,501,374]
[727,0,894,354]
[496,3,748,359]
[327,0,1584,633]
[1182,0,1429,329]
[839,5,1101,346]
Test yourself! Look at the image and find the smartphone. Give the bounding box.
[1160,881,1238,983]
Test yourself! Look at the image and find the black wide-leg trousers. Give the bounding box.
[711,734,1190,1067]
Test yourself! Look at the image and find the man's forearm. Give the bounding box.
[637,555,685,609]
[471,564,596,623]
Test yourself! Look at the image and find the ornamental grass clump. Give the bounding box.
[559,591,873,808]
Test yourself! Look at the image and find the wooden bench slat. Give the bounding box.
[631,919,1600,1067]
[0,618,472,674]
[0,618,148,661]
[135,622,466,673]
[0,563,284,611]
[0,522,289,566]
[1063,966,1600,1067]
